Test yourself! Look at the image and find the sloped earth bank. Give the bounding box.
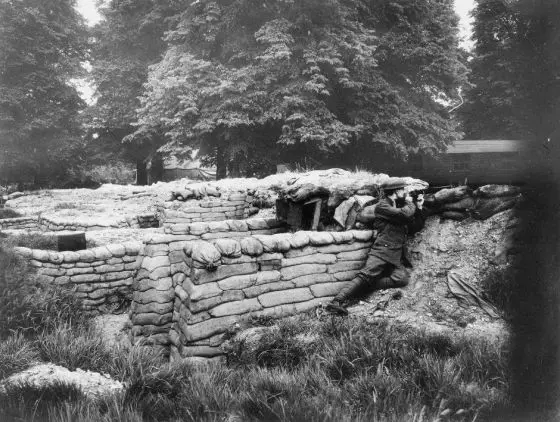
[346,209,514,340]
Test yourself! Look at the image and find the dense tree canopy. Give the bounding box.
[127,0,467,177]
[0,0,88,184]
[85,0,180,164]
[462,0,560,145]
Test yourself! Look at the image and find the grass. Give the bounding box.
[0,235,513,421]
[54,202,78,210]
[8,232,59,250]
[0,380,85,422]
[0,312,512,422]
[0,208,21,219]
[0,333,39,379]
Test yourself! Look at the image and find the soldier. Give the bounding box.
[326,181,426,315]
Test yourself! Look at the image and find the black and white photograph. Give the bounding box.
[1,0,559,420]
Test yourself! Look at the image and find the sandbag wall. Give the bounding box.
[0,216,39,230]
[159,192,255,227]
[163,217,286,238]
[425,184,522,221]
[13,241,144,311]
[131,230,375,359]
[129,218,288,352]
[38,215,133,232]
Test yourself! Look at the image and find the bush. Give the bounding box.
[0,333,39,379]
[66,162,135,187]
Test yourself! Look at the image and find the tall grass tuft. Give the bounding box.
[0,380,84,422]
[36,324,114,373]
[0,333,39,379]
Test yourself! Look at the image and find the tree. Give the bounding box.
[462,0,560,144]
[0,0,88,185]
[85,0,180,179]
[129,0,467,177]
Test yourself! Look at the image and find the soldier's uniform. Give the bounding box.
[328,190,426,313]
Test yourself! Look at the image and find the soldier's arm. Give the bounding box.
[408,207,427,234]
[374,200,416,224]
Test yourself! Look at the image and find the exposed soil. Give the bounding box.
[347,209,514,341]
[0,363,124,399]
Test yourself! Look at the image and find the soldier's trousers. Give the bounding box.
[333,254,410,303]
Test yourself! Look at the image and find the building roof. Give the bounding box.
[447,139,531,154]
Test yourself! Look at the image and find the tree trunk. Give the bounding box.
[136,160,148,185]
[216,145,227,180]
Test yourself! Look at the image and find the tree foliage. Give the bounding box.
[85,0,180,162]
[462,0,560,143]
[129,0,467,176]
[0,0,88,184]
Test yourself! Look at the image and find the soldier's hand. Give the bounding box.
[416,194,425,209]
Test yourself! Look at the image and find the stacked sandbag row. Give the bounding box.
[39,214,131,232]
[170,184,221,201]
[130,233,200,354]
[167,230,374,359]
[14,242,143,311]
[0,216,39,230]
[159,192,256,226]
[164,217,286,239]
[425,185,522,221]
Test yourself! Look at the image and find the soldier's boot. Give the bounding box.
[325,277,364,316]
[374,268,410,290]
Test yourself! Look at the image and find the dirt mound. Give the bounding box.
[348,208,515,337]
[0,363,124,399]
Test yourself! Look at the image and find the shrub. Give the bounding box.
[0,333,39,379]
[66,162,135,187]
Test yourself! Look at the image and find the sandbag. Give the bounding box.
[191,241,221,270]
[213,238,242,258]
[440,211,469,221]
[441,197,476,212]
[474,184,521,198]
[433,186,471,205]
[240,237,264,256]
[357,204,377,224]
[472,196,519,220]
[285,183,330,203]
